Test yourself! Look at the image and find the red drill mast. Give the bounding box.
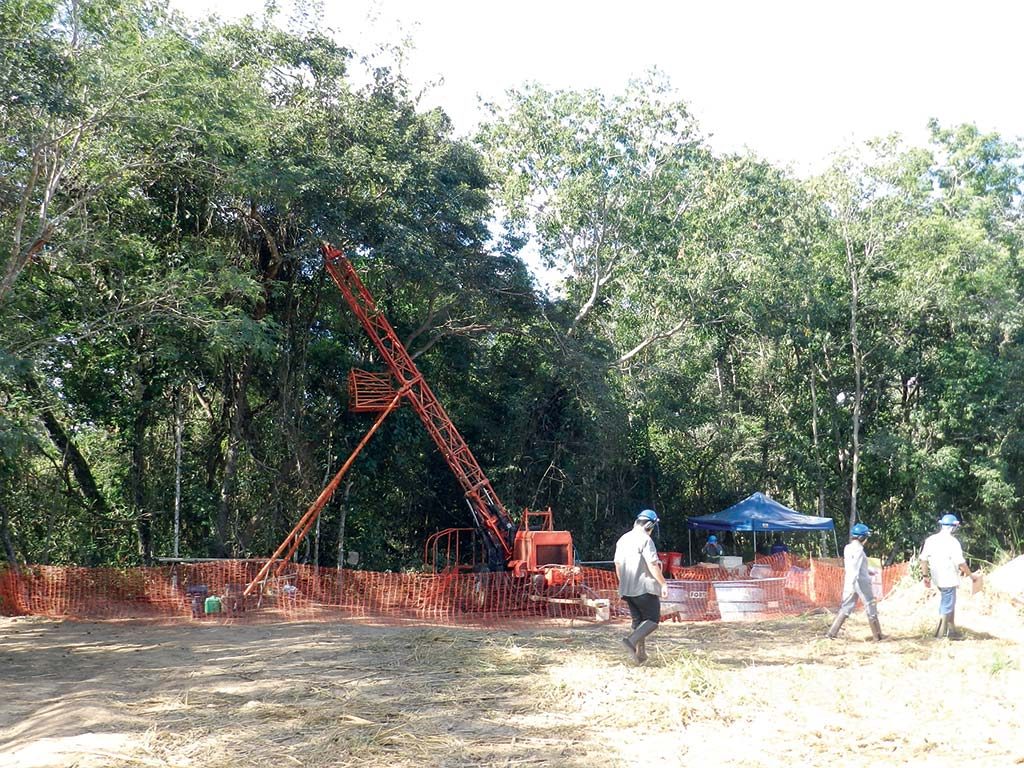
[245,242,576,598]
[322,243,517,568]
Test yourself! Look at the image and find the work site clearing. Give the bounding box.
[2,575,1022,768]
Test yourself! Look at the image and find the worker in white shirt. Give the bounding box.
[919,513,980,639]
[614,509,668,664]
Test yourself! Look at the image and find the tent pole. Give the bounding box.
[687,529,692,566]
[833,529,839,557]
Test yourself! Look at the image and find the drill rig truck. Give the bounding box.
[246,243,603,615]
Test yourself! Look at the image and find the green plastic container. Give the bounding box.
[204,595,222,614]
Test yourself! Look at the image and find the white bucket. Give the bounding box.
[593,600,610,622]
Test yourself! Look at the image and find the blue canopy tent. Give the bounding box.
[685,492,838,563]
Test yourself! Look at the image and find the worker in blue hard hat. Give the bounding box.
[919,513,980,639]
[826,521,883,640]
[700,534,724,562]
[613,508,668,665]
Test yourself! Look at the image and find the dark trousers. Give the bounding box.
[623,593,661,629]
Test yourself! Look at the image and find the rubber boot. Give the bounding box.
[934,616,948,638]
[946,610,963,640]
[622,620,658,663]
[826,613,847,639]
[868,616,884,641]
[635,638,647,664]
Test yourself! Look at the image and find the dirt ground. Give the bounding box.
[2,578,1023,768]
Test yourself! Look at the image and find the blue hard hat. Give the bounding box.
[708,535,718,543]
[851,522,871,537]
[939,513,960,527]
[637,509,659,524]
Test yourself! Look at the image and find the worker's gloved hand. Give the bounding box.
[660,585,668,599]
[923,576,931,588]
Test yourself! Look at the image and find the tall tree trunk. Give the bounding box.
[809,366,826,517]
[313,430,334,571]
[129,345,156,563]
[799,326,827,518]
[130,424,154,563]
[844,230,865,533]
[216,359,253,557]
[0,497,19,573]
[173,392,184,558]
[216,432,240,557]
[21,370,113,518]
[337,478,353,573]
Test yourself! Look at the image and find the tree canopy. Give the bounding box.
[2,0,1022,570]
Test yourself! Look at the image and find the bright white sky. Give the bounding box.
[172,0,1023,176]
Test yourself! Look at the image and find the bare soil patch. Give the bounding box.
[2,578,1022,768]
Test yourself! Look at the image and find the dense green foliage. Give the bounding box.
[2,1,1021,570]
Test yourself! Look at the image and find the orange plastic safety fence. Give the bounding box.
[0,557,909,626]
[659,553,910,622]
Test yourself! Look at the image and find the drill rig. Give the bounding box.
[245,243,582,599]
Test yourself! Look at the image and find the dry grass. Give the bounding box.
[1,578,1023,768]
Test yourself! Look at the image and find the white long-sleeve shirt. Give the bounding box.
[843,539,874,602]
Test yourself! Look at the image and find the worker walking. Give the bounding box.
[826,522,883,641]
[614,509,668,664]
[919,514,980,639]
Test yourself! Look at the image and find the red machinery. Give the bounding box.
[324,242,577,583]
[245,243,578,597]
